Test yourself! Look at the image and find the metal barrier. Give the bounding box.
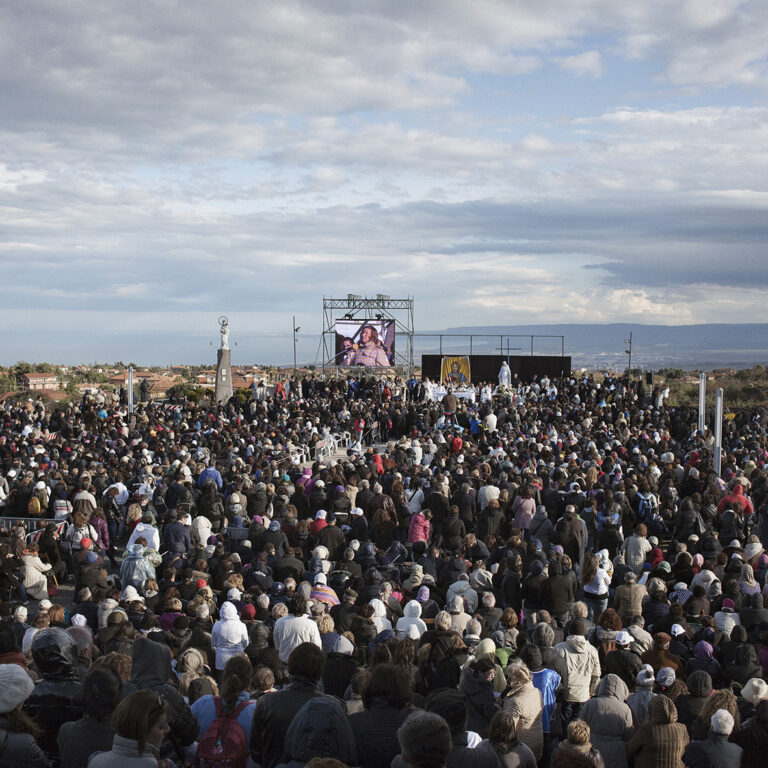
[0,516,69,545]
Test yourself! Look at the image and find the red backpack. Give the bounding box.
[194,696,249,768]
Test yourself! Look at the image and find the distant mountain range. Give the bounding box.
[414,323,768,371]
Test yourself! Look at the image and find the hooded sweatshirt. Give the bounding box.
[276,697,357,768]
[395,600,427,639]
[211,601,249,670]
[369,599,393,634]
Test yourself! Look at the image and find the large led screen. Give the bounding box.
[334,319,395,366]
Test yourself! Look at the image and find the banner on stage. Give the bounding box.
[440,355,471,387]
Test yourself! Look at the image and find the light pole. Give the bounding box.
[292,316,301,373]
[624,331,633,380]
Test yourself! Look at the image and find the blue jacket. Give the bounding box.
[198,466,223,490]
[164,521,192,554]
[191,692,255,743]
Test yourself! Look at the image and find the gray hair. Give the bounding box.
[710,709,735,736]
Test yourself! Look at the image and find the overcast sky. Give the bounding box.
[2,1,767,365]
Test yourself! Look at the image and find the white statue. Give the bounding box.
[498,361,511,387]
[219,316,230,350]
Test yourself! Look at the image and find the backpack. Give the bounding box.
[637,494,653,520]
[27,495,42,516]
[194,697,249,768]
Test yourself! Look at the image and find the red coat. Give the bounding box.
[717,484,754,516]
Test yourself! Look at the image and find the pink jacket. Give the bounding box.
[407,512,430,544]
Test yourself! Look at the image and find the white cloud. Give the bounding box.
[558,50,604,78]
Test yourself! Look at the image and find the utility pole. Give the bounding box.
[292,316,301,373]
[698,372,706,433]
[624,331,633,380]
[713,388,724,477]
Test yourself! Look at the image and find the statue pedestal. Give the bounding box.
[215,348,233,403]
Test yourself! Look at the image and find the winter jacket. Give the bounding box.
[626,695,689,768]
[348,700,411,768]
[0,715,51,767]
[24,628,84,764]
[211,601,249,670]
[732,707,768,768]
[122,636,198,759]
[682,733,743,768]
[191,691,255,743]
[581,674,634,768]
[407,512,431,544]
[21,554,51,601]
[250,678,334,768]
[276,696,357,768]
[88,735,161,768]
[675,671,713,730]
[555,634,601,703]
[57,713,116,768]
[446,579,479,614]
[396,600,427,639]
[272,613,323,663]
[621,534,652,574]
[461,668,500,738]
[503,681,544,760]
[614,583,647,625]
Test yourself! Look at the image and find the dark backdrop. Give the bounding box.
[421,354,571,384]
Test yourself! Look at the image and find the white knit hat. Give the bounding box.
[0,664,34,713]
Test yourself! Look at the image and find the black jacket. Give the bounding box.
[24,628,84,764]
[122,636,198,759]
[682,734,742,768]
[250,678,330,768]
[348,701,412,768]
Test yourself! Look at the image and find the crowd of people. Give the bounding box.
[0,370,766,768]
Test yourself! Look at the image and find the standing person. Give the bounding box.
[626,696,689,768]
[249,643,332,768]
[580,674,634,768]
[682,709,742,768]
[192,654,256,745]
[211,602,249,674]
[554,619,600,734]
[621,524,652,576]
[272,594,322,664]
[502,661,544,762]
[0,663,49,767]
[58,666,122,768]
[512,485,536,536]
[88,689,171,768]
[581,552,611,623]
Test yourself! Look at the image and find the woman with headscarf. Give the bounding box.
[684,641,721,686]
[739,562,760,596]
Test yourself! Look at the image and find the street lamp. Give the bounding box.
[624,331,633,380]
[293,317,301,373]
